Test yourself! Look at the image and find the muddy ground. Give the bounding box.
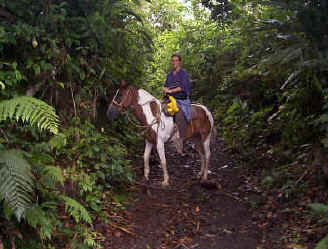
[101,139,284,249]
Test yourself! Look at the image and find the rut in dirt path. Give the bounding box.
[105,139,261,249]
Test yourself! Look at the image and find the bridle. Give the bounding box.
[109,88,130,110]
[109,87,162,129]
[110,89,121,107]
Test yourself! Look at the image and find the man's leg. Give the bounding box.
[174,110,188,155]
[175,109,187,139]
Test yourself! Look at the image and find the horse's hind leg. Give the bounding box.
[194,139,205,179]
[198,152,206,179]
[157,140,169,187]
[144,140,153,181]
[201,135,211,181]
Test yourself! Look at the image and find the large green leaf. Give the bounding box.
[0,96,59,134]
[0,150,35,221]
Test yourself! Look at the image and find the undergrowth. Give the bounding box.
[0,118,135,249]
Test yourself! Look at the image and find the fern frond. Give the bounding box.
[0,96,59,134]
[25,205,54,239]
[261,45,304,66]
[0,149,35,221]
[59,195,92,224]
[40,166,64,187]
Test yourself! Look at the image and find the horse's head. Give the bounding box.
[106,80,138,120]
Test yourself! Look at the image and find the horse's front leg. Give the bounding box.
[172,132,184,155]
[144,140,153,181]
[156,140,169,187]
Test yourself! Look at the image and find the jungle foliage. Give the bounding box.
[141,0,328,246]
[0,0,148,248]
[1,0,328,248]
[197,0,328,247]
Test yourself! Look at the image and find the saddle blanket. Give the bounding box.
[190,105,200,120]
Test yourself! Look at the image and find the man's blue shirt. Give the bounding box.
[164,68,191,121]
[164,68,190,97]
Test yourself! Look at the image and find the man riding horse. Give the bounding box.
[163,54,191,149]
[107,54,214,186]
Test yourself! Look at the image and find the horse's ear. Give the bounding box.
[120,79,128,88]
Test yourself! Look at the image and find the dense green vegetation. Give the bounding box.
[0,0,147,248]
[1,0,328,248]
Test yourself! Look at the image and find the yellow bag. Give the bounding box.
[166,96,179,116]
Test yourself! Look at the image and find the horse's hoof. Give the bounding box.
[161,181,169,188]
[200,177,208,183]
[201,175,208,180]
[200,179,217,189]
[141,177,149,184]
[201,176,208,182]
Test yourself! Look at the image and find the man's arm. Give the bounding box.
[179,70,190,96]
[163,73,173,93]
[165,87,182,94]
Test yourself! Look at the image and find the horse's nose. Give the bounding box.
[107,108,113,120]
[107,106,119,120]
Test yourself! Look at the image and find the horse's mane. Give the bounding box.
[136,87,159,105]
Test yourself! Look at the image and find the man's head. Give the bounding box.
[171,54,181,70]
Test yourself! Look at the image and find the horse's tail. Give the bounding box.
[210,125,217,147]
[206,108,216,147]
[195,104,216,146]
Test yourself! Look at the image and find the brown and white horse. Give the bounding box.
[107,83,215,186]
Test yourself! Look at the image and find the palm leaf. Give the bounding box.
[0,149,35,221]
[0,96,59,134]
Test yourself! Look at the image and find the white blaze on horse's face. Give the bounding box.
[106,90,120,120]
[106,88,129,120]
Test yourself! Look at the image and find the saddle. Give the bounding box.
[190,106,198,120]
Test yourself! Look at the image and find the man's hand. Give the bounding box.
[163,87,170,94]
[163,87,182,94]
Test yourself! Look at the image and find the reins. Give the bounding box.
[111,88,163,131]
[128,100,164,133]
[124,108,160,129]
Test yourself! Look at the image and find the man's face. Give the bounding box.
[171,56,181,70]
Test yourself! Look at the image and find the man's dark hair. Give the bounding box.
[171,53,181,61]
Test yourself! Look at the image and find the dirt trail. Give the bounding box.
[104,139,263,249]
